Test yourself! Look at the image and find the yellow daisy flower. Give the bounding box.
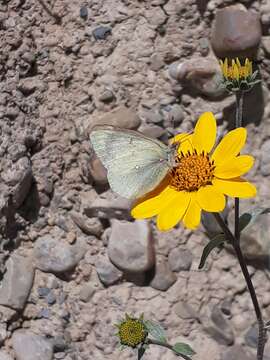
[219,58,253,82]
[131,112,256,231]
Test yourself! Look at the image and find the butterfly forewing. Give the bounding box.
[90,126,172,199]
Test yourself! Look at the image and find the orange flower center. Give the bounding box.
[169,150,215,192]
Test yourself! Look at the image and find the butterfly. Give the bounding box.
[90,126,187,200]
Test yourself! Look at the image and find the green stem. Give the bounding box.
[147,339,192,360]
[213,213,266,360]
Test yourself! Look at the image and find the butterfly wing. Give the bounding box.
[90,126,171,199]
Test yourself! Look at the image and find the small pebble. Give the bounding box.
[79,6,88,20]
[46,292,56,305]
[39,308,51,319]
[38,287,50,298]
[92,26,112,40]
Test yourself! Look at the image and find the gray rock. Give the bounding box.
[260,140,270,176]
[150,258,177,291]
[245,325,258,348]
[99,90,115,103]
[1,157,33,209]
[211,5,261,59]
[204,305,234,346]
[0,351,13,360]
[262,36,270,58]
[89,154,108,185]
[108,220,155,273]
[220,298,232,316]
[70,211,103,237]
[79,6,88,20]
[88,106,140,132]
[168,248,193,272]
[173,301,200,320]
[34,236,86,273]
[79,284,96,302]
[92,26,112,40]
[84,193,133,221]
[95,254,122,286]
[12,331,53,360]
[239,206,270,260]
[169,58,225,98]
[221,345,254,360]
[138,124,165,139]
[201,207,229,237]
[166,104,184,125]
[0,254,34,310]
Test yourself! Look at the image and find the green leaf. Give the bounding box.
[143,320,166,343]
[239,207,270,233]
[173,342,196,356]
[138,345,146,359]
[198,234,226,269]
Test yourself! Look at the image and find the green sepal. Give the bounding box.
[250,70,258,81]
[239,207,270,232]
[173,342,196,356]
[198,234,226,269]
[143,320,167,344]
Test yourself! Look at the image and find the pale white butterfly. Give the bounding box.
[90,125,185,200]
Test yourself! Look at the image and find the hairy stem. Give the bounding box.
[213,213,265,359]
[234,91,244,243]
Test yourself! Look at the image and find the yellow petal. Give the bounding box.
[157,191,190,231]
[192,112,217,154]
[214,155,254,179]
[223,58,228,78]
[182,194,202,229]
[196,186,226,212]
[236,57,241,68]
[131,186,177,218]
[211,128,247,165]
[171,133,194,155]
[233,63,239,81]
[212,178,257,198]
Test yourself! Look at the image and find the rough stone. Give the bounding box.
[70,211,103,237]
[79,284,96,302]
[245,325,258,348]
[262,36,270,58]
[89,154,108,185]
[169,57,225,98]
[108,220,155,273]
[84,193,133,220]
[221,345,254,360]
[211,5,262,59]
[260,139,270,176]
[95,254,123,286]
[0,351,13,360]
[12,331,53,360]
[92,26,112,40]
[204,305,234,346]
[34,236,86,273]
[173,301,200,320]
[168,248,193,272]
[0,253,34,310]
[150,258,177,291]
[87,106,140,133]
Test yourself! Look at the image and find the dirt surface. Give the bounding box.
[1,0,270,359]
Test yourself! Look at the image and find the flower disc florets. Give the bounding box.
[219,58,260,92]
[115,314,147,348]
[170,150,215,192]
